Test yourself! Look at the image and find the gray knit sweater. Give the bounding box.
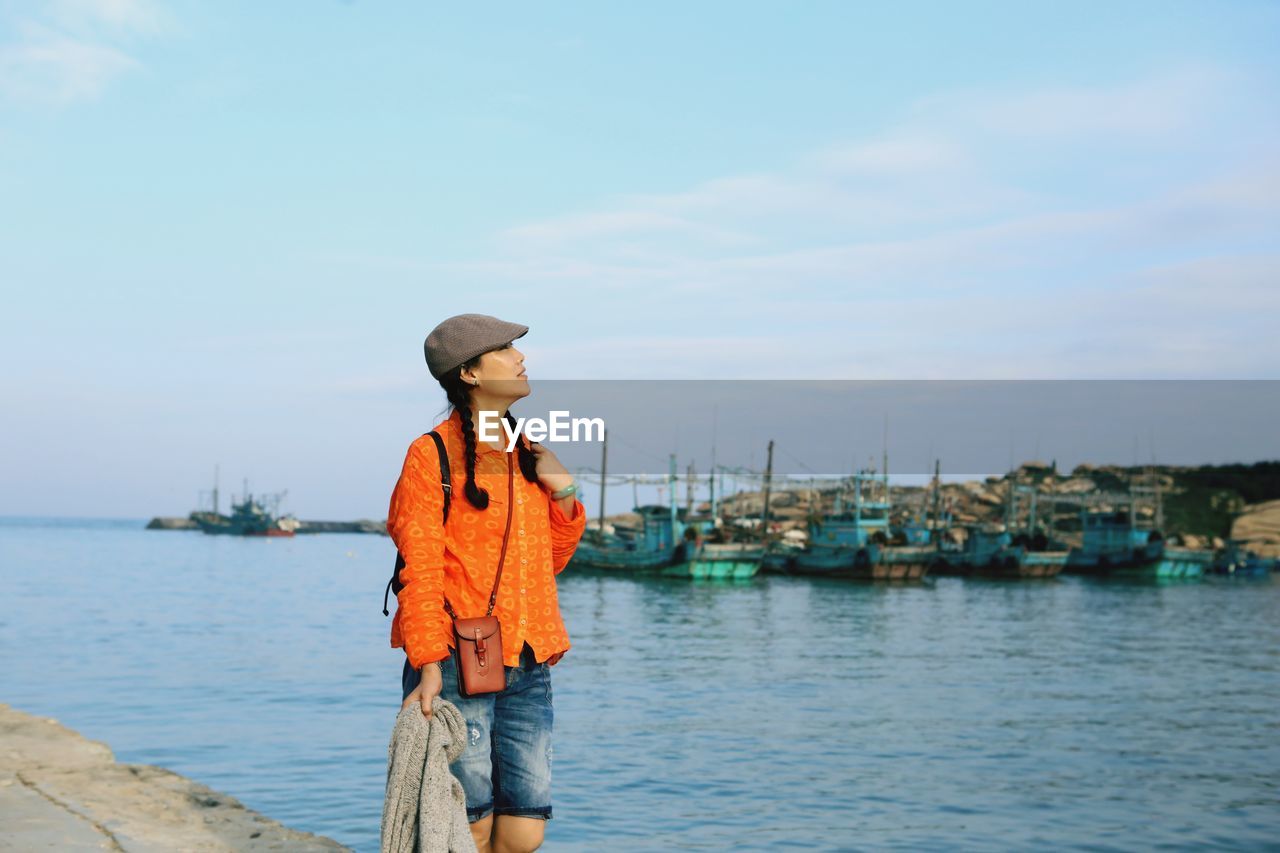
[381,696,478,853]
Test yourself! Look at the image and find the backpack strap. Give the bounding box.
[382,430,450,616]
[428,430,452,524]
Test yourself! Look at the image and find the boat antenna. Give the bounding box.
[1150,428,1163,530]
[882,413,888,490]
[597,428,608,541]
[668,453,678,547]
[932,458,942,548]
[761,439,775,545]
[710,405,718,521]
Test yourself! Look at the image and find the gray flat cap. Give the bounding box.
[424,314,529,380]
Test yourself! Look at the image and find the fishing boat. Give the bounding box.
[932,525,1066,578]
[1209,541,1277,577]
[789,470,929,581]
[568,505,682,572]
[567,434,688,573]
[761,538,803,573]
[933,477,1069,579]
[193,493,298,537]
[1064,510,1211,578]
[663,540,763,579]
[188,469,297,537]
[992,532,1070,578]
[1066,467,1215,579]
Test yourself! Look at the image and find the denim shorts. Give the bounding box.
[401,641,554,823]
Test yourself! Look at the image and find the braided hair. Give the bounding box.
[440,354,539,511]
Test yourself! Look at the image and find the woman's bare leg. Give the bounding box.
[468,814,494,851]
[491,815,546,853]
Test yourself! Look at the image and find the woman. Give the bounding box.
[388,313,586,853]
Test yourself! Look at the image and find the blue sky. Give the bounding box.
[2,1,1278,519]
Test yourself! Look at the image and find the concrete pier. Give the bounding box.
[0,703,348,851]
[145,517,388,534]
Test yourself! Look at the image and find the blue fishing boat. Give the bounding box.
[789,471,930,581]
[663,540,763,579]
[761,539,804,573]
[997,535,1070,578]
[568,505,682,572]
[932,525,1067,578]
[570,445,755,576]
[1064,510,1212,579]
[1210,541,1277,577]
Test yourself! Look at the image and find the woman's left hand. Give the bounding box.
[528,441,574,493]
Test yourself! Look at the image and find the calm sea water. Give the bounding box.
[1,517,1277,851]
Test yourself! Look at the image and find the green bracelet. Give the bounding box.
[550,482,578,500]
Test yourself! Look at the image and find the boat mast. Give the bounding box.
[882,414,890,526]
[213,464,220,515]
[1005,468,1015,531]
[709,406,718,521]
[686,461,695,519]
[882,413,889,504]
[597,428,608,540]
[668,453,677,547]
[761,439,774,545]
[931,458,941,546]
[1151,437,1164,531]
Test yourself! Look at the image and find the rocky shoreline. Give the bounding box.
[0,703,348,851]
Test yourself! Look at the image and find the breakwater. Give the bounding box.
[0,703,347,851]
[146,517,387,534]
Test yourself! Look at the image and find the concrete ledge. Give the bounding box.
[1,703,349,852]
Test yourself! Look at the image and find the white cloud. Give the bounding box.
[909,66,1232,140]
[0,0,166,103]
[0,23,136,102]
[503,209,751,248]
[50,0,166,36]
[431,68,1279,378]
[807,136,968,176]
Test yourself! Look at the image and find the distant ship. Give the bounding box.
[190,468,298,537]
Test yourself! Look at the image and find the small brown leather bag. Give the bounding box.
[445,450,515,697]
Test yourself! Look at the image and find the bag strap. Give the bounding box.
[443,448,514,620]
[382,430,451,616]
[428,430,452,524]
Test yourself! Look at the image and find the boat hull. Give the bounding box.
[1066,544,1212,579]
[789,545,929,581]
[761,548,797,574]
[567,543,676,573]
[969,548,1067,579]
[663,543,763,580]
[662,559,761,579]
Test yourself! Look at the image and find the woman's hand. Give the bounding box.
[528,441,574,494]
[401,663,443,718]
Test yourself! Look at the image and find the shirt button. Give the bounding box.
[520,588,526,594]
[521,558,527,564]
[519,529,525,536]
[519,618,527,625]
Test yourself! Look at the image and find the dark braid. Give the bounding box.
[506,412,540,484]
[442,369,489,510]
[439,358,540,511]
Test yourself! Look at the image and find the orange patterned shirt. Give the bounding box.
[387,408,587,669]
